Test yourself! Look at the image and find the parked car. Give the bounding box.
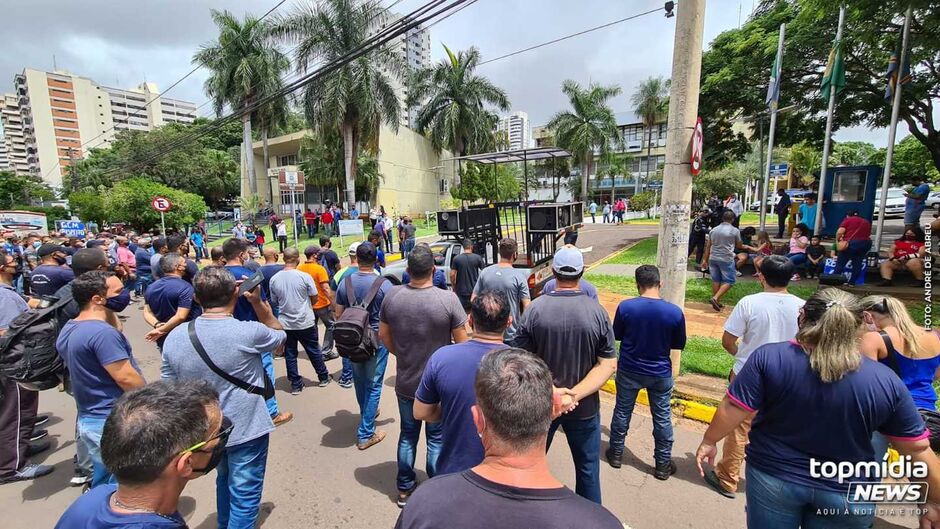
[926,191,940,210]
[873,187,906,218]
[749,189,813,212]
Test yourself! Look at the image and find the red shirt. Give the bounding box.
[839,216,871,241]
[321,211,333,224]
[304,212,317,225]
[894,240,924,259]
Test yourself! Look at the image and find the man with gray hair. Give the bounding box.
[268,247,331,393]
[396,348,622,529]
[143,253,201,350]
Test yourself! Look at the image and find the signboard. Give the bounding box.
[58,220,86,238]
[769,163,789,177]
[338,219,364,237]
[690,116,704,176]
[151,196,172,212]
[278,169,306,191]
[822,257,867,286]
[0,210,48,237]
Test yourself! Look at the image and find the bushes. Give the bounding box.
[69,178,207,232]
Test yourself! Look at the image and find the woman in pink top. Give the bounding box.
[786,223,810,280]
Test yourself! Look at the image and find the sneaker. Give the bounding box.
[290,386,303,395]
[272,412,294,427]
[357,430,387,451]
[32,414,51,428]
[736,270,743,277]
[25,440,51,458]
[709,297,721,312]
[338,379,353,389]
[323,351,340,361]
[69,473,92,487]
[790,274,801,282]
[605,447,622,469]
[653,460,677,481]
[703,470,736,498]
[0,463,54,484]
[317,378,331,388]
[29,429,48,442]
[397,486,416,508]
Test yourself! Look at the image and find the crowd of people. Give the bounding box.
[2,205,940,528]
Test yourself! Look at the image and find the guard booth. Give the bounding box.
[820,165,883,237]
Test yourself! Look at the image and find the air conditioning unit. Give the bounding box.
[437,210,462,234]
[528,203,582,233]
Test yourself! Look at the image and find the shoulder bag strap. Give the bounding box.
[187,320,274,399]
[360,277,387,309]
[879,330,902,377]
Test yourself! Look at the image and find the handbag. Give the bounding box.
[186,320,275,400]
[879,331,940,452]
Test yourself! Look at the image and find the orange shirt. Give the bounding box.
[297,261,332,309]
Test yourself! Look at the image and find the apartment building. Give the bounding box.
[0,68,197,188]
[496,111,530,151]
[0,135,9,171]
[370,11,432,129]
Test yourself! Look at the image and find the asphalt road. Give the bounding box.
[0,224,919,528]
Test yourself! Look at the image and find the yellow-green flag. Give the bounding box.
[821,40,846,100]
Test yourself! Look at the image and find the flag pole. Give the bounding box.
[813,5,846,237]
[873,5,913,252]
[759,22,786,233]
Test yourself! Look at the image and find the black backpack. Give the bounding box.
[0,295,71,391]
[334,275,386,363]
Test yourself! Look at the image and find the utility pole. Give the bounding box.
[656,0,706,313]
[813,5,846,237]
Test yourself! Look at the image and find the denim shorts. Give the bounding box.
[709,260,736,285]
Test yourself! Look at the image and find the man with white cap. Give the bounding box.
[509,245,617,504]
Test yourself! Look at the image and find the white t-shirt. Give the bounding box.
[277,223,287,237]
[724,291,804,374]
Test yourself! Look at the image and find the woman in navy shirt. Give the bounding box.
[695,288,940,528]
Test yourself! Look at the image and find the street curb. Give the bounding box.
[601,379,717,424]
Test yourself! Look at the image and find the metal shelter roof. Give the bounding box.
[447,147,572,165]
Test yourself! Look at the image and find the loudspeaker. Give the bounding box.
[437,210,461,234]
[571,202,584,225]
[527,205,560,233]
[818,273,847,286]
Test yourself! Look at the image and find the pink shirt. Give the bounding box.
[788,236,808,254]
[116,246,136,268]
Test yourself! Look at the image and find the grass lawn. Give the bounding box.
[604,238,658,265]
[681,336,734,378]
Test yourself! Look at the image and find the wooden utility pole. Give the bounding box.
[656,0,706,372]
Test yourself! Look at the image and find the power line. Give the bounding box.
[478,6,664,66]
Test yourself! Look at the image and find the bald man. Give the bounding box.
[259,247,284,304]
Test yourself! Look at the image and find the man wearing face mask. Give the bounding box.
[703,255,804,499]
[29,243,74,297]
[56,271,145,487]
[54,380,227,528]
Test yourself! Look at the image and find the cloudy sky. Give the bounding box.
[0,0,899,146]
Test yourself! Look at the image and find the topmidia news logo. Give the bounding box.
[811,455,929,504]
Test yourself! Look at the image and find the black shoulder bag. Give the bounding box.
[187,320,275,400]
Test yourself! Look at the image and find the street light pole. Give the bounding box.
[656,0,706,310]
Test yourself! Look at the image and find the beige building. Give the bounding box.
[242,126,453,217]
[0,68,197,188]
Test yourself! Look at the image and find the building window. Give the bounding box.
[278,154,298,167]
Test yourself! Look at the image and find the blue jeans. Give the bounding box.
[787,252,808,271]
[135,273,152,296]
[340,358,353,384]
[77,415,114,487]
[905,204,925,226]
[709,259,736,285]
[261,352,278,417]
[352,345,388,443]
[402,238,416,258]
[835,239,872,285]
[397,396,443,492]
[284,326,329,389]
[745,465,874,529]
[216,434,269,529]
[609,371,674,465]
[547,413,602,504]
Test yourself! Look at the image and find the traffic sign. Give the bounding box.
[151,196,173,212]
[769,163,789,177]
[690,116,704,176]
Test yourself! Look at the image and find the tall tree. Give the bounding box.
[269,0,403,208]
[193,10,289,196]
[409,45,510,157]
[546,80,622,202]
[630,76,670,194]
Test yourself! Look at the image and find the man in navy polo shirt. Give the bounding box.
[606,265,686,480]
[144,254,201,351]
[414,290,510,475]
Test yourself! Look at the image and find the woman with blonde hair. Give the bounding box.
[695,288,940,528]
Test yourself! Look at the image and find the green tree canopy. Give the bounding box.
[70,178,207,232]
[298,131,382,203]
[0,171,55,208]
[451,163,520,203]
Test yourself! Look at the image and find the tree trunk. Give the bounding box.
[242,114,257,196]
[644,123,654,191]
[261,125,270,212]
[581,152,592,203]
[342,121,356,208]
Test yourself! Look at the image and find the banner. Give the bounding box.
[58,220,86,238]
[822,257,867,286]
[0,210,48,237]
[338,219,364,237]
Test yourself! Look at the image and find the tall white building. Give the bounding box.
[496,111,530,151]
[0,68,198,188]
[370,11,432,129]
[0,135,9,171]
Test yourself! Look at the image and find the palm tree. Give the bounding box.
[254,77,291,176]
[546,80,622,202]
[630,76,669,194]
[268,0,403,208]
[194,10,289,197]
[409,45,510,159]
[600,152,630,203]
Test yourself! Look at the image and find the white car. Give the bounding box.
[873,187,906,218]
[926,191,940,210]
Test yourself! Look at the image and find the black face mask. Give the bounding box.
[192,416,232,474]
[53,255,67,265]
